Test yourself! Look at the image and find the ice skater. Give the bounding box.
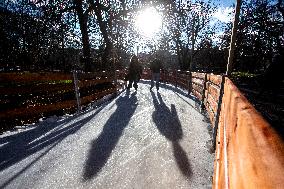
[150,58,163,91]
[127,55,142,91]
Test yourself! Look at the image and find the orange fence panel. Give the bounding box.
[78,71,111,80]
[192,72,206,80]
[192,88,202,101]
[206,83,220,102]
[205,91,218,113]
[0,71,119,131]
[192,82,203,94]
[192,77,204,86]
[213,78,284,189]
[205,102,215,125]
[0,72,72,82]
[0,83,74,95]
[208,74,222,86]
[79,78,113,88]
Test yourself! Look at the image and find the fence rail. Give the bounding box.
[213,78,284,189]
[0,71,126,130]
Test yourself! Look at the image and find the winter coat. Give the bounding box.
[150,59,162,73]
[127,61,142,81]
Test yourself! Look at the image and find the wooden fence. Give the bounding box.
[141,69,284,189]
[0,71,127,131]
[1,69,283,188]
[213,78,284,189]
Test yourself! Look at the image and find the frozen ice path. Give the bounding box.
[0,81,214,189]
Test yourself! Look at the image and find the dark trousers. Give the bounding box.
[151,73,160,90]
[127,75,139,90]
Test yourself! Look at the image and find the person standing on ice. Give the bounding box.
[127,55,142,90]
[150,58,163,91]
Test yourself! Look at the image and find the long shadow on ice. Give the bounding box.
[83,91,138,180]
[0,104,107,188]
[140,80,202,114]
[151,91,192,177]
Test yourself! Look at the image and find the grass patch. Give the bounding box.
[231,72,258,78]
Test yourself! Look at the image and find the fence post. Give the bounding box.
[212,75,225,150]
[201,73,207,110]
[72,70,81,113]
[175,70,178,88]
[188,71,192,95]
[114,69,118,93]
[112,50,118,93]
[124,69,127,89]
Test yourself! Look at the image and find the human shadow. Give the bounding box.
[83,91,138,180]
[140,80,202,113]
[0,105,106,188]
[151,91,192,177]
[139,80,197,101]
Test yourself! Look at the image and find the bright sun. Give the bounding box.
[135,7,162,38]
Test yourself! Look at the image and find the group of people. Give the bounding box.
[126,55,162,91]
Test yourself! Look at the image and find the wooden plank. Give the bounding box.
[192,77,204,86]
[192,82,203,94]
[192,72,206,80]
[0,78,113,95]
[0,83,74,95]
[206,92,218,113]
[213,78,284,189]
[0,88,117,120]
[192,89,202,101]
[79,78,113,88]
[206,82,220,102]
[205,101,215,125]
[207,74,222,86]
[0,99,77,119]
[0,72,72,82]
[78,72,112,80]
[81,88,116,105]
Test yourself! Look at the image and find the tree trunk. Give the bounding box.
[175,40,182,70]
[190,18,195,71]
[94,1,113,70]
[74,0,91,71]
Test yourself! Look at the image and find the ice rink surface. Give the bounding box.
[0,81,214,189]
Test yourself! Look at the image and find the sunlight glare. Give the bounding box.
[135,7,162,38]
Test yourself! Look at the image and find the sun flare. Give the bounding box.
[135,7,162,38]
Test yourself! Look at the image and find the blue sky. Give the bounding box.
[212,0,236,23]
[217,0,236,7]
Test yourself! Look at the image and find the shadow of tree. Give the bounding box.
[0,105,106,188]
[151,91,192,177]
[83,91,138,180]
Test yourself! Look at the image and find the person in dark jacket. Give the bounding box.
[127,55,142,90]
[150,58,163,90]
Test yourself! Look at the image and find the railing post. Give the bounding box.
[212,75,226,150]
[201,74,207,110]
[72,70,81,113]
[188,71,192,95]
[124,69,127,89]
[175,69,178,88]
[114,69,118,94]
